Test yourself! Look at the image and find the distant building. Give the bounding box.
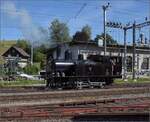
[49,41,150,77]
[2,46,30,68]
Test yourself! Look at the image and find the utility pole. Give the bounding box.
[132,21,136,80]
[123,27,127,80]
[31,43,33,65]
[102,3,110,56]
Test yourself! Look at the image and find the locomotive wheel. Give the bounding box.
[99,83,105,88]
[76,81,83,90]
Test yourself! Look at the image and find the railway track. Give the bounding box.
[0,87,149,106]
[0,86,149,121]
[1,113,149,122]
[0,98,149,121]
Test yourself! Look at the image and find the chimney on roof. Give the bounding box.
[140,33,144,44]
[145,37,148,44]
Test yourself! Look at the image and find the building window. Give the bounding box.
[141,58,149,69]
[56,46,61,59]
[65,50,72,60]
[78,54,83,60]
[127,56,132,72]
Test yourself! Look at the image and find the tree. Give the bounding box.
[49,19,71,44]
[23,64,39,75]
[33,51,46,63]
[15,39,31,54]
[72,25,92,42]
[81,25,91,40]
[94,34,101,42]
[72,31,89,42]
[94,33,118,45]
[36,44,47,54]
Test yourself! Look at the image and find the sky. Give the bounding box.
[0,0,150,45]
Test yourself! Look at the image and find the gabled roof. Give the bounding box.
[2,46,30,58]
[13,46,30,57]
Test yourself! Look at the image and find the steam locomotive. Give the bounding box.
[46,54,122,89]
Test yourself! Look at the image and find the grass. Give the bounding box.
[114,77,150,84]
[1,77,149,88]
[0,79,45,88]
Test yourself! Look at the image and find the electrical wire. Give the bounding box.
[74,3,87,19]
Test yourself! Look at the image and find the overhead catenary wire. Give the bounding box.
[74,3,87,19]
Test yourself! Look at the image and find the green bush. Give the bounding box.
[33,51,46,62]
[23,64,39,75]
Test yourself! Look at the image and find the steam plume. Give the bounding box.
[2,1,48,45]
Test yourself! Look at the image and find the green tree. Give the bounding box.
[49,19,71,44]
[33,51,46,63]
[40,58,46,69]
[23,64,39,75]
[37,44,47,54]
[72,25,92,42]
[72,31,88,42]
[81,25,91,40]
[94,33,118,45]
[15,39,31,54]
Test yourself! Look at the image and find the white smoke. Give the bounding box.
[2,1,48,45]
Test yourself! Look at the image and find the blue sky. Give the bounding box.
[0,0,150,44]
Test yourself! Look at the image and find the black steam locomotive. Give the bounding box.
[46,54,122,89]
